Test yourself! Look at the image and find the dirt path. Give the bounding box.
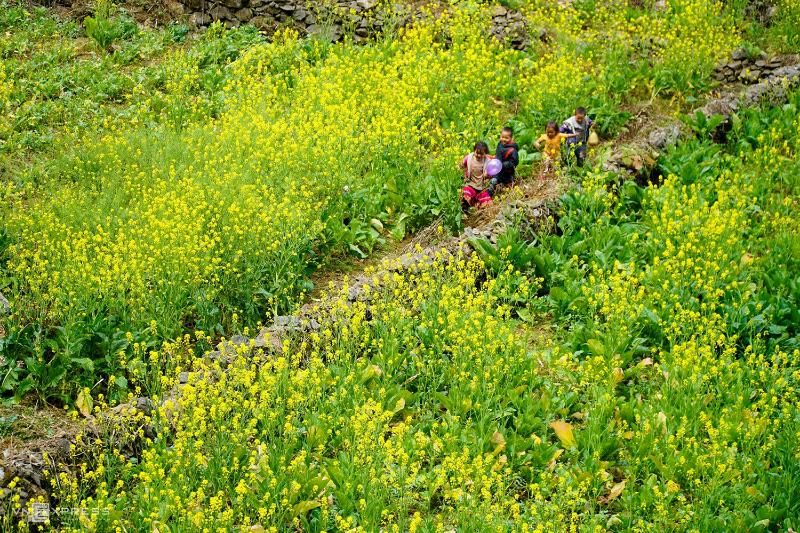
[307,172,565,301]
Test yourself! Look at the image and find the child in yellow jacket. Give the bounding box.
[535,121,577,176]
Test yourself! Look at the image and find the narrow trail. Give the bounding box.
[307,173,565,303]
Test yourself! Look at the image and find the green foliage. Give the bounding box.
[470,227,539,275]
[681,110,727,140]
[83,0,137,52]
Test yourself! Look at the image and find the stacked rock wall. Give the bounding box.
[181,0,531,49]
[715,47,799,84]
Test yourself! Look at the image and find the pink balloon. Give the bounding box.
[486,159,502,177]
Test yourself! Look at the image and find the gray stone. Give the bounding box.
[230,334,249,345]
[274,315,302,329]
[648,124,682,150]
[492,5,508,17]
[222,0,244,8]
[178,371,189,384]
[254,329,284,352]
[731,47,748,60]
[538,28,550,42]
[0,292,9,313]
[348,286,362,301]
[235,7,253,21]
[209,5,233,20]
[251,15,275,30]
[165,0,185,16]
[136,397,154,415]
[189,11,211,26]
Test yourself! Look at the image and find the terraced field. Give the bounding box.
[1,0,799,530]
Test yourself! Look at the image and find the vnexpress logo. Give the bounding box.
[29,502,50,523]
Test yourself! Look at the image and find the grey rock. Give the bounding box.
[189,11,211,26]
[165,0,185,16]
[348,286,361,302]
[178,371,189,384]
[209,5,233,20]
[731,47,748,61]
[230,334,249,345]
[274,315,301,329]
[254,329,284,352]
[492,5,508,17]
[538,28,550,42]
[136,397,154,415]
[0,292,8,313]
[251,15,275,29]
[235,7,253,21]
[648,124,682,150]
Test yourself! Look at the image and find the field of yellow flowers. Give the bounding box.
[0,0,800,532]
[2,0,800,530]
[1,0,749,402]
[11,88,795,531]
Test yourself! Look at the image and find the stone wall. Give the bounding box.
[180,0,531,49]
[714,47,799,84]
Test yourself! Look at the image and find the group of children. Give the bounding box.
[460,107,594,211]
[460,126,519,209]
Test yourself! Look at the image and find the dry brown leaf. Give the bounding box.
[491,431,506,453]
[550,420,577,448]
[599,480,626,504]
[547,448,564,471]
[76,389,93,418]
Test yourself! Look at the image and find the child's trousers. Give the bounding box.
[463,186,492,206]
